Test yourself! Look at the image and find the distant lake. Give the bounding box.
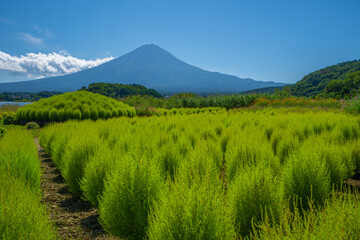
[0,102,32,106]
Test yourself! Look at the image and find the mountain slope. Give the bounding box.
[0,44,285,94]
[290,59,360,97]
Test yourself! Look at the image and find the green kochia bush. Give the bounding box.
[37,108,360,238]
[0,129,41,191]
[147,170,235,240]
[17,91,135,122]
[0,130,57,239]
[62,130,102,196]
[3,112,17,125]
[254,190,360,239]
[80,144,114,208]
[0,127,6,138]
[99,155,164,240]
[0,171,57,239]
[228,166,282,237]
[49,108,57,121]
[225,128,278,184]
[283,141,331,212]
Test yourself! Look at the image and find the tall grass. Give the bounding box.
[0,130,57,239]
[0,129,41,191]
[0,171,57,239]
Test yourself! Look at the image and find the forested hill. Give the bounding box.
[290,59,360,97]
[80,82,162,98]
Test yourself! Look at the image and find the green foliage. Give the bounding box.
[340,95,360,114]
[99,156,164,240]
[57,108,66,121]
[228,166,282,237]
[254,190,360,239]
[0,130,56,239]
[73,109,82,120]
[3,112,17,125]
[0,171,57,239]
[41,108,50,121]
[105,109,112,119]
[0,91,61,102]
[62,131,102,196]
[283,141,331,212]
[25,121,40,130]
[290,60,360,97]
[0,127,6,138]
[91,108,99,120]
[123,92,289,110]
[38,108,360,239]
[82,108,91,119]
[80,82,162,98]
[81,145,114,208]
[147,175,235,240]
[0,130,41,191]
[49,108,57,121]
[18,91,135,122]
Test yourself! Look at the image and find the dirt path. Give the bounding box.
[345,172,360,191]
[34,138,117,240]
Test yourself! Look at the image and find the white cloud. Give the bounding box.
[0,17,15,25]
[17,32,44,46]
[0,51,114,79]
[33,25,53,38]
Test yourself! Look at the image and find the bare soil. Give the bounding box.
[34,138,118,240]
[345,172,360,191]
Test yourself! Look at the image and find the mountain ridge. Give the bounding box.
[0,44,286,94]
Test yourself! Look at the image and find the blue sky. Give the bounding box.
[0,0,360,84]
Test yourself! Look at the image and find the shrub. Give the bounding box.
[3,113,17,125]
[105,109,112,119]
[154,144,183,180]
[62,132,102,196]
[29,109,36,120]
[41,109,50,121]
[318,142,353,187]
[228,166,282,237]
[147,170,235,240]
[0,127,6,138]
[25,122,40,130]
[98,107,106,119]
[82,108,91,119]
[254,190,360,239]
[73,109,82,120]
[118,108,124,116]
[0,129,41,191]
[81,145,114,208]
[15,108,23,120]
[99,156,164,240]
[91,108,99,120]
[112,109,118,117]
[225,131,277,184]
[283,142,330,212]
[0,171,57,239]
[65,108,74,120]
[49,108,58,121]
[35,109,43,120]
[57,109,66,122]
